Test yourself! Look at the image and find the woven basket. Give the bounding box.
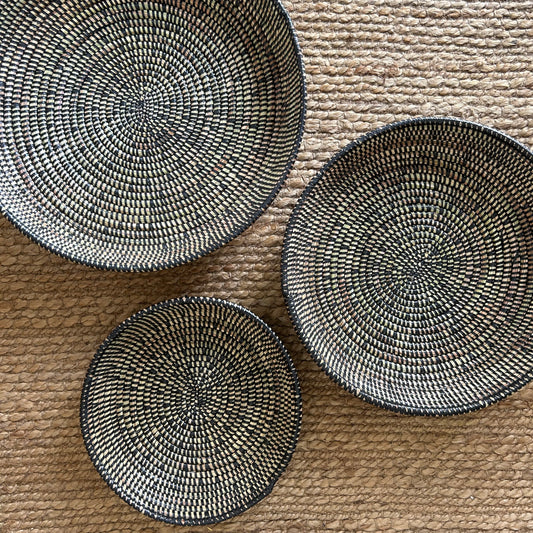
[0,0,305,271]
[282,118,533,416]
[80,297,301,525]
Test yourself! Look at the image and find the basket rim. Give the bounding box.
[0,0,307,272]
[80,295,302,525]
[281,115,533,417]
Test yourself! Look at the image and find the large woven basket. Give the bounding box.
[0,0,305,271]
[80,297,301,525]
[282,118,533,416]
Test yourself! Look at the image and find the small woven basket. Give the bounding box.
[80,297,302,525]
[0,0,305,271]
[282,117,533,416]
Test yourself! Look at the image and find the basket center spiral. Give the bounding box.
[123,87,168,132]
[180,381,209,411]
[366,200,471,317]
[173,361,229,423]
[397,244,441,286]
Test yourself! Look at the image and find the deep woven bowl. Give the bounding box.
[282,117,533,416]
[0,0,305,271]
[80,297,301,525]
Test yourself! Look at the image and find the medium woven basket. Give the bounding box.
[80,297,302,525]
[282,117,533,416]
[0,0,305,271]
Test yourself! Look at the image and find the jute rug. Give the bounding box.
[2,1,533,531]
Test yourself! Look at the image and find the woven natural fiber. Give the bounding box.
[0,0,305,271]
[5,1,533,531]
[80,297,301,525]
[283,118,533,416]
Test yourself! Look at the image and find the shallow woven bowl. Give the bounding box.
[81,297,301,525]
[0,0,305,271]
[282,118,533,416]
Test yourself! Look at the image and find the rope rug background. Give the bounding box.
[2,0,533,531]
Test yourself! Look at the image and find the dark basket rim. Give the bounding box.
[281,116,533,417]
[80,296,302,525]
[0,0,307,273]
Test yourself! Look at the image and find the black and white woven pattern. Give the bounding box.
[282,118,533,416]
[0,0,305,271]
[80,297,301,525]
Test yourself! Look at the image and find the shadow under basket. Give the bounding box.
[80,297,302,525]
[0,0,305,271]
[282,117,533,416]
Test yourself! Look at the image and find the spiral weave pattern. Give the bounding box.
[283,118,533,416]
[80,297,301,525]
[0,0,304,271]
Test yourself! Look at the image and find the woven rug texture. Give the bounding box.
[3,0,533,531]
